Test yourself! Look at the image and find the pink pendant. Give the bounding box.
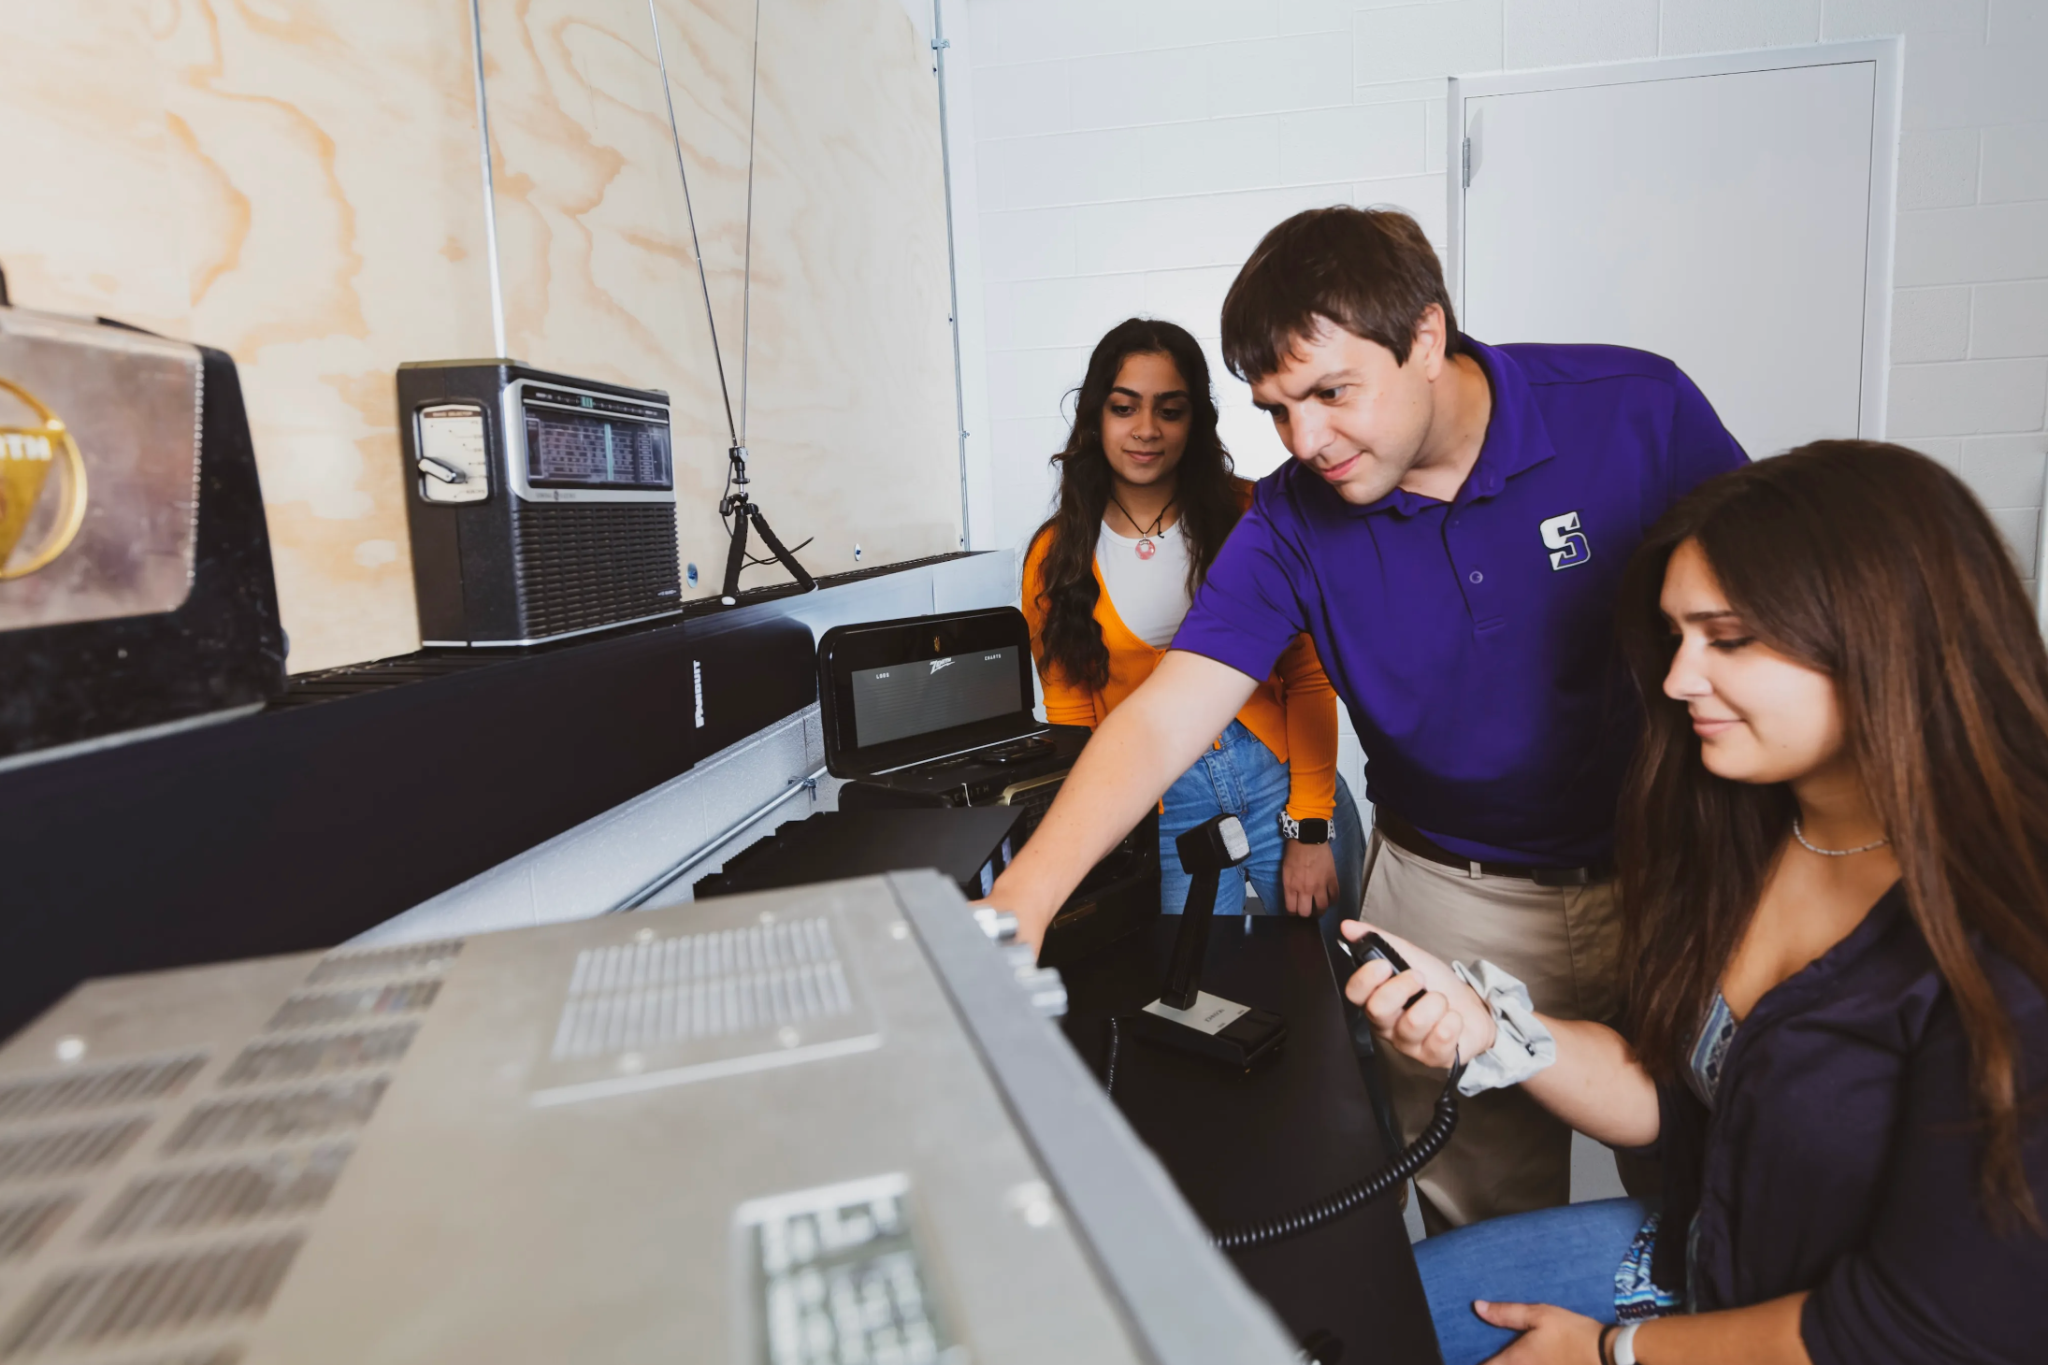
[1135,537,1157,560]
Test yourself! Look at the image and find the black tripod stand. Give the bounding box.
[718,444,816,605]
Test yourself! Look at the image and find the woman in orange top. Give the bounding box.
[1022,317,1363,920]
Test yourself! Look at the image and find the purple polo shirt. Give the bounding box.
[1171,337,1747,864]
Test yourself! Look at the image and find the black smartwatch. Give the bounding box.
[1277,812,1330,844]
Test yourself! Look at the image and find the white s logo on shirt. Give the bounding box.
[1540,511,1591,571]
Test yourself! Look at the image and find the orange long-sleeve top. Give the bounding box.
[1020,489,1339,822]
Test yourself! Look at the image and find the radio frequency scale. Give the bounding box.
[398,360,684,646]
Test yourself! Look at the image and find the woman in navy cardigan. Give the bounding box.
[1345,441,2048,1365]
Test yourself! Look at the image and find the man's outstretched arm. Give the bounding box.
[985,650,1259,950]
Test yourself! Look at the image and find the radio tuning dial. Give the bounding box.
[416,403,491,504]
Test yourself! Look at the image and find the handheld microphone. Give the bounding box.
[1343,930,1428,1011]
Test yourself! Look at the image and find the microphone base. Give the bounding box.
[1130,992,1287,1072]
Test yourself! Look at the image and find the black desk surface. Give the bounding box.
[1059,915,1443,1365]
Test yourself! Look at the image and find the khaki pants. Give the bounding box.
[1362,829,1634,1234]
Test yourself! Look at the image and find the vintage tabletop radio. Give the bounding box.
[0,294,285,765]
[397,360,683,646]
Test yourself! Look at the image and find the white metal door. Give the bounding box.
[1450,42,1900,461]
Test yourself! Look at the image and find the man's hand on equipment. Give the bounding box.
[971,892,1059,954]
[983,652,1262,956]
[1280,838,1338,916]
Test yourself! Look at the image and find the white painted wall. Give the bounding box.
[1455,48,1895,465]
[951,0,2048,594]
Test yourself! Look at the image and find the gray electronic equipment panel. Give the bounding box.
[0,871,1296,1365]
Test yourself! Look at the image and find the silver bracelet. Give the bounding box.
[1449,959,1558,1096]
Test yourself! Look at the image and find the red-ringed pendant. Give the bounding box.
[1135,537,1157,560]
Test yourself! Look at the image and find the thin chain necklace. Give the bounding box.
[1792,816,1889,857]
[1107,491,1174,561]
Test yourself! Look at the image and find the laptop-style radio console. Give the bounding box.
[818,608,1159,965]
[398,360,683,647]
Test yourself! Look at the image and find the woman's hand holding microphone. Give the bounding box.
[1337,920,1498,1071]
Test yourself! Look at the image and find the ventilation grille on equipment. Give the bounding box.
[55,1350,245,1365]
[0,1236,301,1358]
[512,500,681,638]
[164,1078,389,1156]
[219,1026,418,1087]
[304,939,463,986]
[0,1057,205,1125]
[0,1194,78,1263]
[265,982,440,1032]
[0,1120,149,1184]
[91,1146,352,1243]
[552,918,854,1061]
[0,940,463,1362]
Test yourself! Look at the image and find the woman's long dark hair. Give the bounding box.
[1030,318,1238,692]
[1616,440,2048,1227]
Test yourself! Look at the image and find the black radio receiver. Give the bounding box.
[397,360,683,646]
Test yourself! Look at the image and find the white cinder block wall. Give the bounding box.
[951,0,2048,602]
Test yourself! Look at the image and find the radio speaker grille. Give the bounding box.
[511,501,680,638]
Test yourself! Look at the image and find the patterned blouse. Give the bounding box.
[1613,992,1739,1320]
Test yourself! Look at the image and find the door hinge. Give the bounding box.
[932,37,951,51]
[1462,136,1472,189]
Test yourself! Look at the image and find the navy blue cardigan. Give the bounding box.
[1646,883,2048,1363]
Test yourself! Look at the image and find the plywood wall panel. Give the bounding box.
[0,2,192,337]
[0,0,958,667]
[488,0,961,599]
[156,0,499,672]
[723,0,961,591]
[651,0,755,410]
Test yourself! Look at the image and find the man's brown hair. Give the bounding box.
[1219,206,1460,382]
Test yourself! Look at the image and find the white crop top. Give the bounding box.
[1096,519,1192,651]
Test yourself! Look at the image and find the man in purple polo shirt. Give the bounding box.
[987,206,1746,1231]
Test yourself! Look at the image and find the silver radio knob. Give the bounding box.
[974,908,1019,943]
[1014,965,1068,1019]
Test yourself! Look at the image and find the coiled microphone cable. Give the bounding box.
[1210,1056,1463,1251]
[1102,1017,1464,1252]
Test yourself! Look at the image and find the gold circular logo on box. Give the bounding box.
[0,376,88,579]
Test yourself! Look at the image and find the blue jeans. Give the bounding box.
[1158,720,1364,920]
[1414,1198,1650,1365]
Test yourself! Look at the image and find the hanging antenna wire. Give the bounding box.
[645,0,809,603]
[468,0,508,357]
[648,0,738,446]
[737,0,763,445]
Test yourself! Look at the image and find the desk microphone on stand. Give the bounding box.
[1126,813,1288,1071]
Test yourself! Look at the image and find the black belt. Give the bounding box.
[1374,811,1612,888]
